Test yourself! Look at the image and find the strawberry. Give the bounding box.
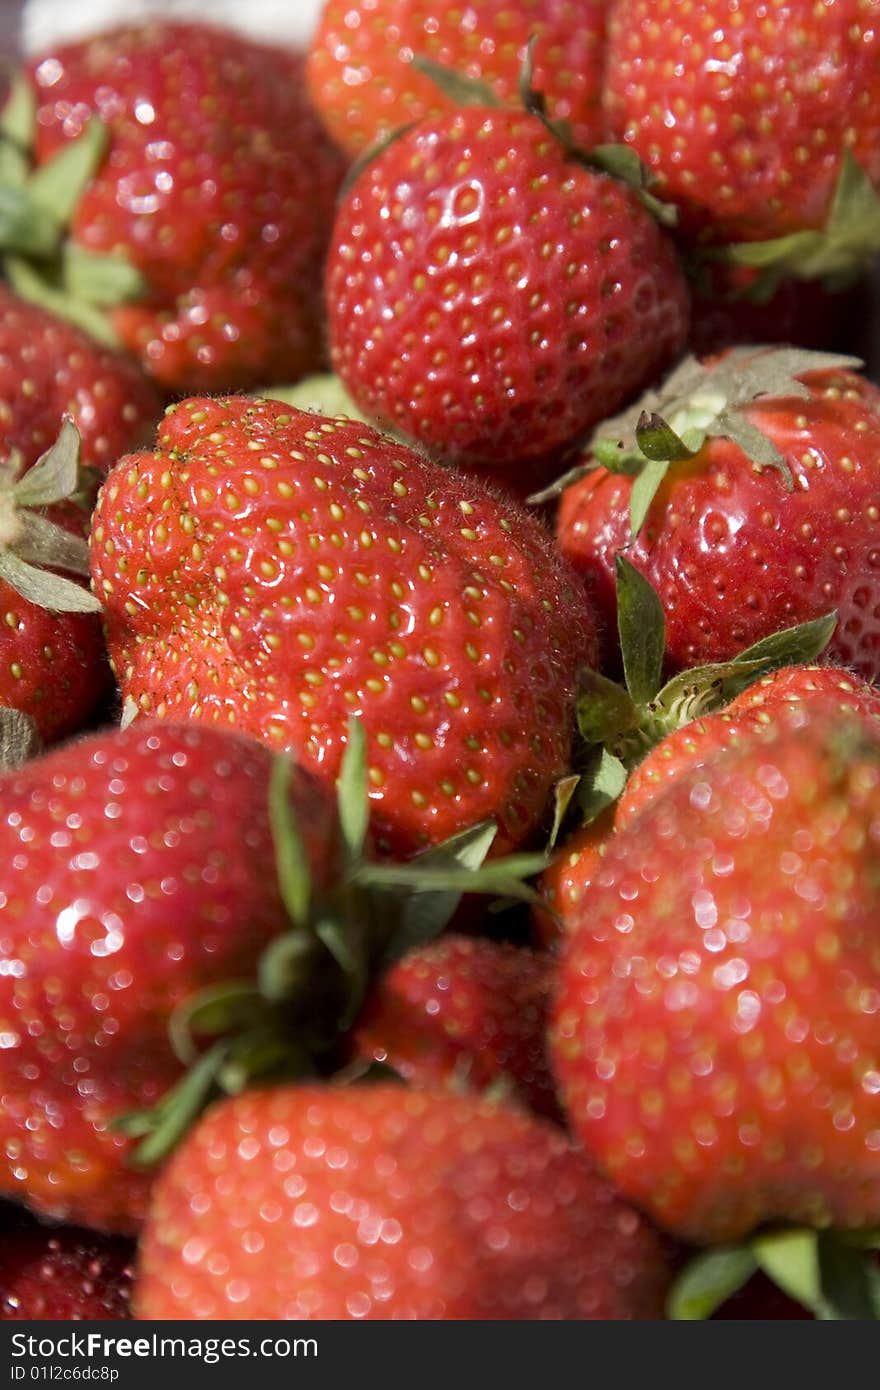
[90,395,598,857]
[307,0,609,158]
[0,288,159,478]
[0,1209,134,1320]
[353,936,560,1120]
[1,22,345,394]
[0,290,158,742]
[552,707,880,1246]
[554,348,880,679]
[135,1084,672,1319]
[536,663,880,951]
[0,423,110,744]
[0,711,547,1234]
[534,558,844,949]
[537,637,880,947]
[619,663,880,828]
[603,0,880,274]
[325,103,689,489]
[0,718,340,1232]
[534,815,610,951]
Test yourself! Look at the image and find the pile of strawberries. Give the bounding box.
[0,0,879,1322]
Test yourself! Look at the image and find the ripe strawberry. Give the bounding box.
[4,22,344,394]
[0,288,159,478]
[534,814,610,951]
[537,664,880,952]
[603,0,880,249]
[135,1084,672,1319]
[0,1211,134,1320]
[0,719,340,1232]
[90,395,598,857]
[326,105,689,489]
[307,0,608,158]
[618,663,880,828]
[353,936,560,1120]
[552,708,880,1244]
[556,349,880,678]
[0,291,158,742]
[0,500,109,744]
[0,423,112,745]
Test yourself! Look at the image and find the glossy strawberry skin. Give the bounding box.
[0,288,160,478]
[558,368,880,677]
[0,1211,134,1320]
[91,396,598,858]
[353,936,561,1120]
[604,0,880,243]
[307,0,608,157]
[135,1084,672,1320]
[29,23,345,394]
[326,107,689,489]
[553,711,880,1243]
[0,720,338,1234]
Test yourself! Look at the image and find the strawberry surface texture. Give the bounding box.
[135,1085,673,1319]
[553,709,880,1243]
[91,395,598,856]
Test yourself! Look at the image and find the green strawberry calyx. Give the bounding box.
[669,1226,880,1321]
[0,419,102,615]
[259,374,373,423]
[115,717,549,1165]
[0,74,145,348]
[0,706,41,771]
[529,345,864,535]
[717,152,880,291]
[552,555,836,834]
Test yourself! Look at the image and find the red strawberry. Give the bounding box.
[4,23,344,394]
[0,1212,134,1320]
[603,0,880,250]
[0,719,339,1232]
[534,814,610,951]
[90,395,598,857]
[618,663,880,828]
[0,500,109,744]
[307,0,609,157]
[135,1084,672,1319]
[0,423,111,745]
[537,664,880,952]
[353,936,560,1120]
[0,288,160,478]
[0,291,158,742]
[556,349,880,678]
[552,708,880,1244]
[325,105,689,490]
